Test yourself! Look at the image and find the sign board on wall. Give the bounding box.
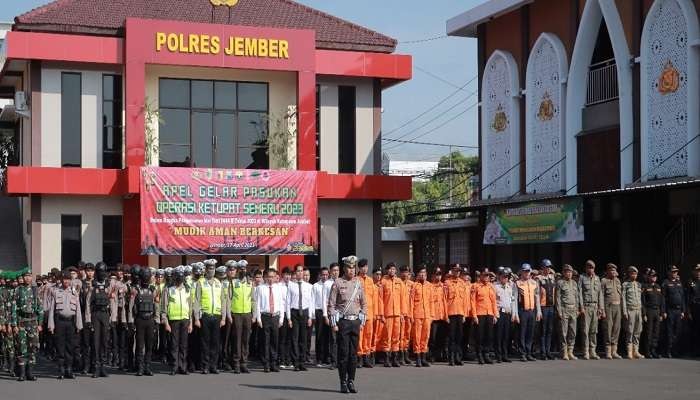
[140,167,318,255]
[483,198,584,245]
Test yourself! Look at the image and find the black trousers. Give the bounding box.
[429,320,448,360]
[337,319,361,383]
[644,308,661,353]
[200,314,221,370]
[448,315,464,358]
[519,309,536,356]
[692,304,700,355]
[290,309,310,367]
[135,317,155,369]
[157,324,168,361]
[314,310,328,363]
[666,308,682,354]
[54,317,77,369]
[111,320,126,365]
[278,317,292,365]
[81,321,94,371]
[475,315,494,354]
[261,314,279,368]
[91,310,110,368]
[495,313,512,359]
[169,319,189,372]
[125,323,136,369]
[222,318,233,366]
[232,313,252,367]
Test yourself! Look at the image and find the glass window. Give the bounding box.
[337,218,356,265]
[214,113,236,168]
[61,72,82,167]
[192,80,213,109]
[338,86,356,173]
[238,82,268,111]
[238,112,267,148]
[102,75,122,169]
[102,216,122,267]
[159,109,190,145]
[192,112,213,168]
[215,81,236,110]
[61,215,81,268]
[159,79,190,109]
[449,231,469,264]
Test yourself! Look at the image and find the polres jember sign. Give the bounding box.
[156,32,290,59]
[140,167,318,255]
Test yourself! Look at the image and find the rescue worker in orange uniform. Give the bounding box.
[428,267,448,362]
[380,263,405,367]
[471,268,498,365]
[399,265,414,365]
[356,259,378,368]
[370,268,384,366]
[410,266,434,367]
[444,264,471,366]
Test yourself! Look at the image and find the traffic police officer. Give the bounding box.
[601,263,622,359]
[228,260,253,374]
[11,271,43,382]
[194,259,226,374]
[47,270,83,379]
[328,256,367,394]
[557,265,581,360]
[161,266,193,375]
[622,266,644,359]
[642,269,664,358]
[128,268,158,376]
[661,266,685,358]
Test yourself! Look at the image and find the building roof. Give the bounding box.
[447,0,532,38]
[14,0,397,53]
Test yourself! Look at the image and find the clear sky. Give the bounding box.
[1,0,487,162]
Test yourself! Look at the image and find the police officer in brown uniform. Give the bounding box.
[601,263,622,359]
[328,256,367,394]
[47,270,83,379]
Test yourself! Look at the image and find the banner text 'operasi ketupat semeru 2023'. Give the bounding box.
[140,167,318,256]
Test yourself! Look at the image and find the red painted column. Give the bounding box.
[278,255,305,269]
[297,70,317,171]
[123,196,146,265]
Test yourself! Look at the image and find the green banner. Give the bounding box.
[484,199,584,245]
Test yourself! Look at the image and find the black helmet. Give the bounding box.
[131,265,142,278]
[140,268,152,285]
[96,262,107,272]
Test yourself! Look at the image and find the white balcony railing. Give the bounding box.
[586,58,619,106]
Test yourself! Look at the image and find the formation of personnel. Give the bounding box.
[0,258,699,393]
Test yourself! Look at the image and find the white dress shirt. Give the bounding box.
[253,283,286,326]
[286,280,315,320]
[312,280,327,315]
[494,281,519,317]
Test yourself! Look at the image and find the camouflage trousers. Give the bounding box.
[2,331,15,361]
[16,320,39,366]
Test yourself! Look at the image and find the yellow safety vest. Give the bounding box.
[167,286,190,321]
[200,278,223,316]
[230,280,253,314]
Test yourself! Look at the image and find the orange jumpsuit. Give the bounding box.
[444,277,471,318]
[380,276,405,352]
[410,281,434,354]
[470,282,498,318]
[358,274,379,356]
[400,279,414,351]
[371,281,384,353]
[431,281,448,322]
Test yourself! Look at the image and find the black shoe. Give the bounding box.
[170,368,178,376]
[17,365,25,382]
[241,366,250,374]
[454,356,463,366]
[527,355,537,362]
[294,366,301,371]
[136,368,143,377]
[448,353,455,366]
[415,354,422,367]
[478,353,484,365]
[201,369,208,375]
[233,366,241,374]
[328,363,336,370]
[144,368,153,376]
[57,367,65,380]
[93,368,100,378]
[271,366,280,372]
[484,354,494,365]
[421,354,431,367]
[666,353,673,359]
[300,365,308,371]
[348,380,358,394]
[520,355,528,362]
[26,364,36,381]
[99,366,108,377]
[503,356,512,363]
[384,353,391,368]
[66,368,75,379]
[391,352,401,368]
[263,367,270,373]
[403,351,411,365]
[340,381,349,394]
[363,355,373,368]
[223,363,232,372]
[210,368,219,374]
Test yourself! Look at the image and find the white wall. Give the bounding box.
[41,67,114,168]
[39,196,122,274]
[319,200,375,268]
[318,77,376,175]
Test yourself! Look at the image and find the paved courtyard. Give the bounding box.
[1,358,699,400]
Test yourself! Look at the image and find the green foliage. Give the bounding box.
[382,152,478,226]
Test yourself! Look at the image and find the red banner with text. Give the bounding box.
[140,167,317,255]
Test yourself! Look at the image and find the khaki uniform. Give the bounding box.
[556,278,581,359]
[328,277,366,386]
[578,274,603,357]
[622,280,643,358]
[601,277,622,357]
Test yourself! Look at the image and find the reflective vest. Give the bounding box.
[167,286,190,321]
[229,280,253,314]
[200,278,223,316]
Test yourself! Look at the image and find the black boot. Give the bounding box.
[357,356,363,368]
[383,352,391,367]
[415,353,422,367]
[448,352,455,366]
[363,355,372,368]
[17,364,25,382]
[170,367,178,376]
[370,353,376,367]
[340,380,349,394]
[478,353,484,365]
[144,364,153,376]
[455,353,463,366]
[26,364,36,381]
[99,364,108,377]
[57,366,65,380]
[66,367,75,379]
[92,364,99,378]
[391,352,400,368]
[403,350,411,365]
[8,359,16,377]
[347,380,358,394]
[136,363,143,376]
[421,353,431,367]
[484,353,494,364]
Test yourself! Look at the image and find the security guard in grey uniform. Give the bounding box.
[328,256,367,394]
[47,270,83,379]
[578,260,603,360]
[601,263,622,359]
[622,266,644,359]
[556,265,581,360]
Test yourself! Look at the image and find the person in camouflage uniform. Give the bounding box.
[10,271,43,381]
[0,278,7,371]
[2,278,18,376]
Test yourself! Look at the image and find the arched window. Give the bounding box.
[641,0,700,180]
[481,50,520,199]
[525,33,568,194]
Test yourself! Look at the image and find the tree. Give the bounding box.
[382,152,478,227]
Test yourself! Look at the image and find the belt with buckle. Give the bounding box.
[261,312,280,317]
[342,315,359,321]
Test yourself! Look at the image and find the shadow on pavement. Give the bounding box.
[240,384,338,394]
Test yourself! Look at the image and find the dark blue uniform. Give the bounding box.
[661,278,685,357]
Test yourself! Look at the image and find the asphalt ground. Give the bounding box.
[1,356,699,400]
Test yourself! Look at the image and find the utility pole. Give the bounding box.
[449,145,453,206]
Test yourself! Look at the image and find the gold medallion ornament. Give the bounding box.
[658,60,680,95]
[491,104,509,133]
[210,0,239,6]
[537,91,555,122]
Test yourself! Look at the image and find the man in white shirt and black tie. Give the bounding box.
[313,267,330,366]
[286,264,315,371]
[253,269,286,373]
